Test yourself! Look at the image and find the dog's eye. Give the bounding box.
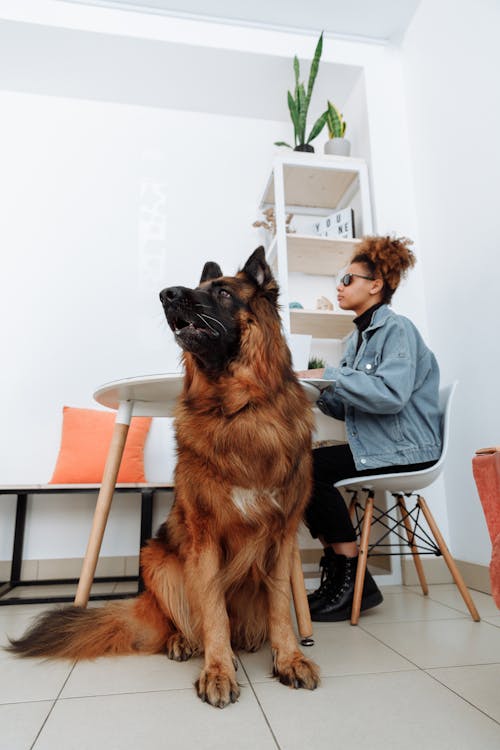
[218,289,231,299]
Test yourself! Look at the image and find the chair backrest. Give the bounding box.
[334,381,458,494]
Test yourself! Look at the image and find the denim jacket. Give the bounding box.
[318,304,442,470]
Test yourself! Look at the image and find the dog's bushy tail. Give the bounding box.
[6,591,170,660]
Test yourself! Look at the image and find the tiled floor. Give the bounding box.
[1,582,500,750]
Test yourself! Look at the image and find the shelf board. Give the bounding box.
[287,235,361,275]
[290,309,355,339]
[261,156,361,210]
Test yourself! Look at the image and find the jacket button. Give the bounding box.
[365,363,372,370]
[360,459,367,464]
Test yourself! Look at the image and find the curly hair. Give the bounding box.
[351,235,416,304]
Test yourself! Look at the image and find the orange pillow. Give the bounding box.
[50,406,152,484]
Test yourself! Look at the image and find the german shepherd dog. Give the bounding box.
[7,247,319,708]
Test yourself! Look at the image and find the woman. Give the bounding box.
[302,236,442,621]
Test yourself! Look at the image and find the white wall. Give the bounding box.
[401,0,500,565]
[0,90,291,558]
[0,4,462,563]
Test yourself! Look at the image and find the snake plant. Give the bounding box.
[274,32,328,151]
[325,100,347,138]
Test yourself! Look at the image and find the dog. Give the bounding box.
[7,247,319,708]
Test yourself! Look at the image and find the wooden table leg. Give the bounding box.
[290,539,314,646]
[74,402,132,607]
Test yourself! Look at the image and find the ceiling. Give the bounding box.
[0,19,361,121]
[59,0,421,42]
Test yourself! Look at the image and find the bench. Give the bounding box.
[0,483,174,606]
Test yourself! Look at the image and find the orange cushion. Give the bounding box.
[50,406,152,484]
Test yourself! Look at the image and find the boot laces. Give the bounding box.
[330,558,355,602]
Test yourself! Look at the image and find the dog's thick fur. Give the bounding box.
[7,247,319,707]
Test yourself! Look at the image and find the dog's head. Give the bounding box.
[159,247,280,373]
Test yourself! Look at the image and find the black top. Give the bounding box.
[354,302,385,354]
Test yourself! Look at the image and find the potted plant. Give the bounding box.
[323,100,350,156]
[274,32,328,153]
[308,356,326,370]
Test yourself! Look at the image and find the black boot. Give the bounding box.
[307,548,337,610]
[310,555,383,622]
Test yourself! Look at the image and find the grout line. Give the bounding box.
[357,623,429,672]
[30,660,78,750]
[424,669,500,727]
[237,657,281,750]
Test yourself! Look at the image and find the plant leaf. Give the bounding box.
[307,110,328,143]
[287,90,300,139]
[297,83,307,144]
[306,31,323,108]
[293,55,300,96]
[326,100,344,138]
[274,141,293,148]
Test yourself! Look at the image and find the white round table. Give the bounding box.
[75,372,345,614]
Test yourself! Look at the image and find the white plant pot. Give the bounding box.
[324,138,351,156]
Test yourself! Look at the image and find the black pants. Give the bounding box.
[304,444,437,544]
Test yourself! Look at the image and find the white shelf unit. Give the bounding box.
[260,152,373,341]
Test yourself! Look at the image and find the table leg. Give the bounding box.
[290,540,314,646]
[74,401,133,607]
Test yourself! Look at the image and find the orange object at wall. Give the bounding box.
[472,446,500,608]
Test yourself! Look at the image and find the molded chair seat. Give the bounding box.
[335,382,480,625]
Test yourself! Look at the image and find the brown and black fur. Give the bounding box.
[7,247,319,707]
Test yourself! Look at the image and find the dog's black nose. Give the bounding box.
[159,286,189,306]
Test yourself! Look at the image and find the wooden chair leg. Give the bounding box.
[351,494,374,625]
[348,492,357,522]
[74,414,131,607]
[417,495,480,622]
[290,540,314,646]
[397,495,429,596]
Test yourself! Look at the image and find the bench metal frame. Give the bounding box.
[0,484,172,606]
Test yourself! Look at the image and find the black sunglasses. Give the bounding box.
[339,272,375,286]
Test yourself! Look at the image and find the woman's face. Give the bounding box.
[337,262,383,316]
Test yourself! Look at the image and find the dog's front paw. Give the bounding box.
[165,632,198,662]
[272,649,320,690]
[195,662,240,708]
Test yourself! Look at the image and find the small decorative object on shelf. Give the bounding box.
[323,101,350,156]
[314,208,355,239]
[308,356,327,370]
[289,301,304,309]
[253,207,295,235]
[274,32,328,153]
[316,296,334,310]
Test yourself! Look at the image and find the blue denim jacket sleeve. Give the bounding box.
[317,386,345,420]
[321,318,417,415]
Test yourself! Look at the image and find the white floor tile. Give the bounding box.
[358,589,466,623]
[33,689,276,750]
[483,615,500,627]
[0,607,48,650]
[1,588,500,748]
[254,670,500,750]
[0,654,73,704]
[362,618,500,668]
[61,653,248,699]
[0,700,53,750]
[428,664,500,723]
[2,582,115,600]
[423,584,497,617]
[113,581,139,594]
[239,622,414,681]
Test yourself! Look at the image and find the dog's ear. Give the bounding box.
[200,261,223,284]
[242,247,273,288]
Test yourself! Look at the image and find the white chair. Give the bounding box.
[335,382,480,625]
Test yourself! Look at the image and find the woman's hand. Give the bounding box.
[295,368,326,379]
